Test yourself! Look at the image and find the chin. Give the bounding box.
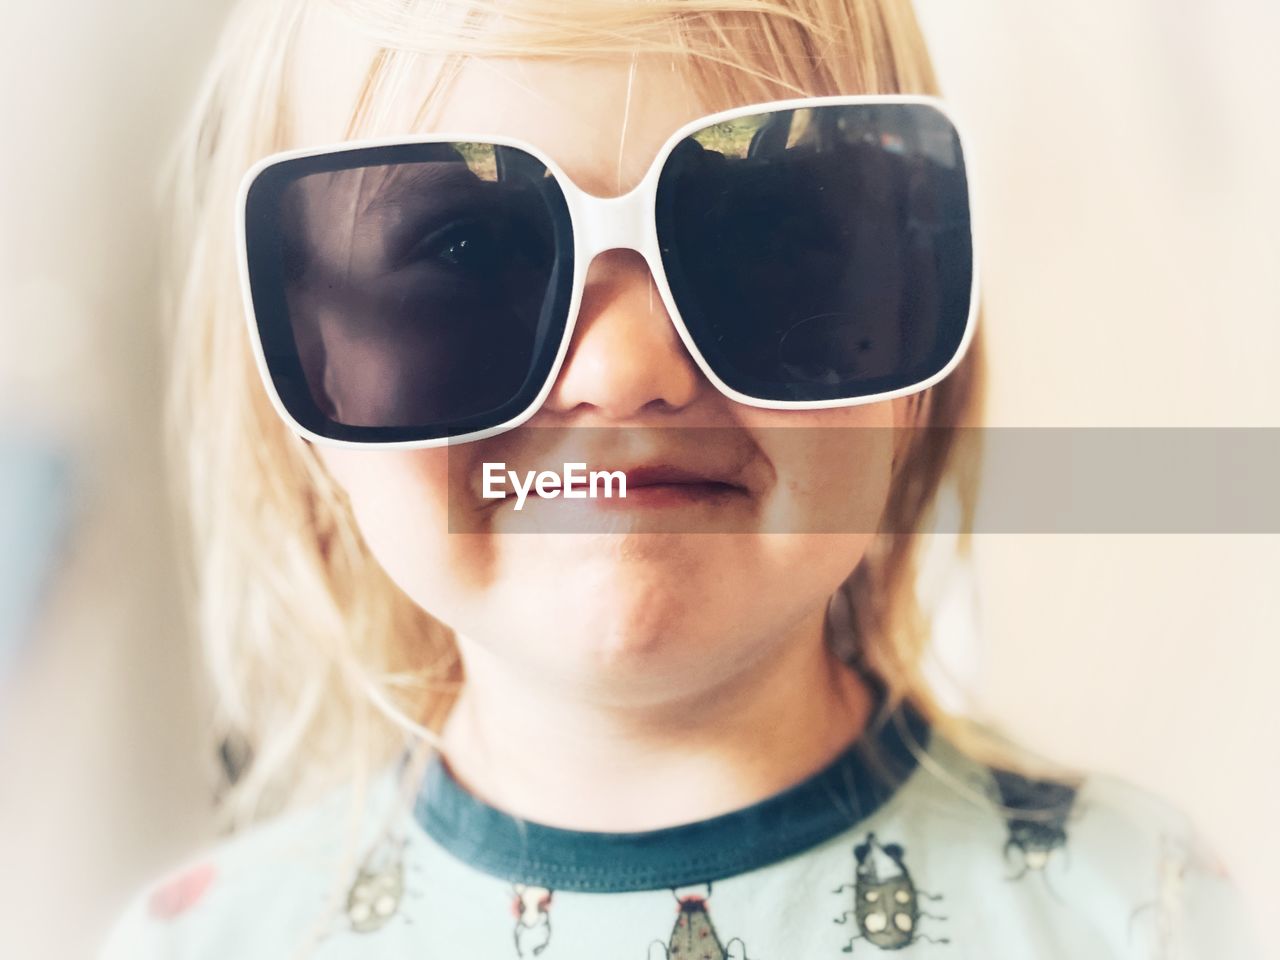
[533,586,719,675]
[503,536,773,643]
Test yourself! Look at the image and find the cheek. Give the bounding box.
[317,447,497,614]
[753,404,898,536]
[742,405,897,600]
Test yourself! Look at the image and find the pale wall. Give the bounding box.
[916,0,1280,941]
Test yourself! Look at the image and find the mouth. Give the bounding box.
[459,427,774,531]
[471,457,755,517]
[613,464,748,508]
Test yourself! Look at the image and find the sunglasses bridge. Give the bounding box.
[566,184,659,262]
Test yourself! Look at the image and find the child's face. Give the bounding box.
[298,23,915,705]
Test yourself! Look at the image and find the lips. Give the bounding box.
[619,464,746,494]
[471,458,752,512]
[585,461,751,512]
[463,430,771,518]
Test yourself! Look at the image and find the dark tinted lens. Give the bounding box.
[244,142,573,441]
[656,103,973,402]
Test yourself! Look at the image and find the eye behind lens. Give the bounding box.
[255,148,576,440]
[404,217,498,271]
[655,102,973,403]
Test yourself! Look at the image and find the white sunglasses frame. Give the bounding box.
[236,92,981,449]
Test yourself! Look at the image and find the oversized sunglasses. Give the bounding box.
[237,94,978,447]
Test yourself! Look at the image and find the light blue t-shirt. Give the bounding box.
[99,698,1262,959]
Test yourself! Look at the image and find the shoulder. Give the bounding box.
[1064,772,1260,957]
[911,728,1261,957]
[98,765,406,960]
[917,721,1201,862]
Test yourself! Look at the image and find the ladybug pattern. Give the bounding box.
[648,884,751,960]
[990,769,1079,881]
[512,883,554,957]
[833,833,949,952]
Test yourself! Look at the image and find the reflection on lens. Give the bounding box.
[246,142,573,439]
[657,103,973,402]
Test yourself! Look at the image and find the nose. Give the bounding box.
[543,248,704,420]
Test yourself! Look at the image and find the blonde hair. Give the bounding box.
[166,0,1029,837]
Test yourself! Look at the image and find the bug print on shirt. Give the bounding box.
[1128,833,1199,957]
[833,833,949,952]
[648,884,751,960]
[511,883,553,957]
[345,834,410,933]
[990,769,1079,881]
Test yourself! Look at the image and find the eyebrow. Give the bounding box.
[359,161,484,218]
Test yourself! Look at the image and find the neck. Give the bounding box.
[436,614,875,832]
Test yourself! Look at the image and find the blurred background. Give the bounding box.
[0,1,1276,957]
